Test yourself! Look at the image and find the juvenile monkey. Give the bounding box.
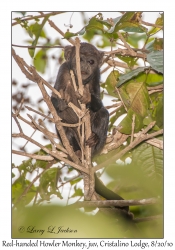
[51,43,130,215]
[51,43,109,156]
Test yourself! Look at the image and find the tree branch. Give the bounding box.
[12,11,66,26]
[48,19,75,46]
[12,44,64,49]
[74,197,159,208]
[12,150,54,161]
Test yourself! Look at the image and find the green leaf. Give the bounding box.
[12,176,36,206]
[39,168,62,200]
[127,33,147,48]
[85,15,104,32]
[118,82,150,133]
[118,109,143,134]
[149,92,163,128]
[108,12,147,34]
[147,51,163,74]
[145,38,163,52]
[36,144,52,155]
[83,15,105,42]
[96,34,114,48]
[33,49,47,73]
[102,70,119,96]
[125,82,150,116]
[64,31,78,39]
[70,186,83,198]
[70,176,82,186]
[34,159,48,169]
[97,19,113,29]
[108,106,126,130]
[143,115,160,131]
[30,22,46,38]
[28,16,49,58]
[148,13,163,36]
[145,73,163,87]
[107,12,134,33]
[117,55,137,68]
[122,24,147,33]
[18,159,34,173]
[117,67,146,87]
[132,143,163,184]
[64,14,104,40]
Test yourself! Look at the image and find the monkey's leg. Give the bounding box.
[86,107,109,155]
[64,127,81,153]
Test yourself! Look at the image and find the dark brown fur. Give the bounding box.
[51,43,109,156]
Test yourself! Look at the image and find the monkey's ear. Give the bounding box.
[98,51,104,66]
[64,45,73,61]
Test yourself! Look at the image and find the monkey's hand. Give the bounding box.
[51,81,74,112]
[76,84,91,105]
[87,94,103,112]
[86,132,99,147]
[51,95,68,111]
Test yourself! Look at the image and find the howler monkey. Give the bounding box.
[51,43,109,156]
[51,43,130,215]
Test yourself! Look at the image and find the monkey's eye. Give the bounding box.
[88,59,94,65]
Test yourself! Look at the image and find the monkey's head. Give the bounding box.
[64,43,104,83]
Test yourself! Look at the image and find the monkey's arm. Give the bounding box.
[51,63,71,112]
[51,62,81,124]
[87,95,103,112]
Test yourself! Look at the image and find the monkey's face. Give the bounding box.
[64,43,104,82]
[72,53,99,81]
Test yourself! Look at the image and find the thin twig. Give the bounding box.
[105,48,147,59]
[107,59,136,70]
[28,114,67,155]
[12,11,65,26]
[117,32,137,57]
[130,114,136,144]
[109,105,122,116]
[12,150,54,161]
[48,19,75,46]
[12,113,23,133]
[12,44,64,49]
[72,197,159,208]
[15,98,24,116]
[25,105,54,122]
[75,37,83,96]
[115,87,128,112]
[140,19,163,29]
